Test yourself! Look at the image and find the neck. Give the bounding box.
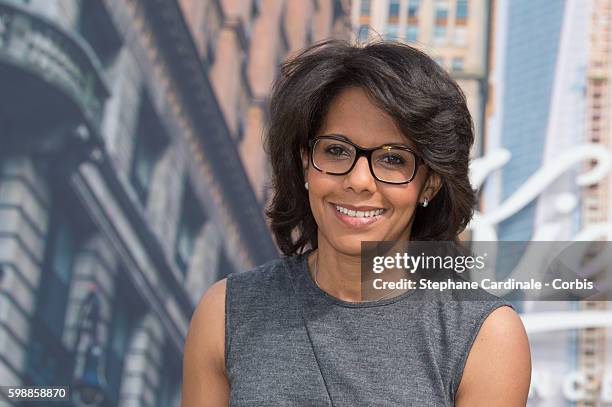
[311,247,362,301]
[309,244,409,302]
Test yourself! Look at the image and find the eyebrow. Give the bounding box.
[323,133,413,149]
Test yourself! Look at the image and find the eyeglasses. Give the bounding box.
[308,135,423,184]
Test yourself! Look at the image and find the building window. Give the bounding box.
[105,273,145,406]
[130,93,167,206]
[433,0,448,43]
[202,1,220,66]
[407,0,420,17]
[26,209,79,385]
[435,0,449,19]
[357,24,369,41]
[456,0,468,19]
[360,0,370,16]
[43,218,75,337]
[434,24,447,41]
[454,26,467,44]
[78,0,122,69]
[306,24,314,44]
[388,0,400,18]
[434,56,444,68]
[206,36,216,65]
[250,0,260,20]
[236,120,245,143]
[174,181,206,276]
[405,24,418,42]
[452,57,464,71]
[385,24,399,39]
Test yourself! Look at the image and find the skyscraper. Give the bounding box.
[484,0,612,404]
[351,0,489,157]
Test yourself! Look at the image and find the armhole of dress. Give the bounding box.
[451,300,516,401]
[224,273,233,377]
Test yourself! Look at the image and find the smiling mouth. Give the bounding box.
[332,203,387,217]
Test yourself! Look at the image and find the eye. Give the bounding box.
[379,154,406,166]
[325,145,351,157]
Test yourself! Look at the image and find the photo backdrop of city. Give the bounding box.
[0,0,610,406]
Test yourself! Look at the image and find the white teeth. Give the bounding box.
[335,205,384,218]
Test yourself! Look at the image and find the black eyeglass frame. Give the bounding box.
[307,135,424,185]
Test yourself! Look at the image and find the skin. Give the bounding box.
[182,86,531,406]
[300,86,441,302]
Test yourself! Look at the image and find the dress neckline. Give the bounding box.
[295,248,419,308]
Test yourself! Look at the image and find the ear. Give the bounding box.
[420,171,442,202]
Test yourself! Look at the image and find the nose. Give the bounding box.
[343,155,376,193]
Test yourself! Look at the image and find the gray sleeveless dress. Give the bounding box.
[224,248,515,406]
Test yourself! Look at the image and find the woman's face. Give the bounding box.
[301,86,441,256]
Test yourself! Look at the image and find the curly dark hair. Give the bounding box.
[263,38,476,257]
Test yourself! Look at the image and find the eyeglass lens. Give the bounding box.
[312,138,416,183]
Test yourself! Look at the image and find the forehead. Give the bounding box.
[317,87,414,148]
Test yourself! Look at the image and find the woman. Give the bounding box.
[182,39,531,406]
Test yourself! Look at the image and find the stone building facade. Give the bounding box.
[0,0,350,405]
[352,0,489,158]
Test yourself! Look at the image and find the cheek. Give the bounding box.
[383,186,421,210]
[306,177,334,214]
[309,173,341,197]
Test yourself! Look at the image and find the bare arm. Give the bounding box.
[182,278,229,407]
[455,306,531,406]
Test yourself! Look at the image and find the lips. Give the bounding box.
[331,202,386,211]
[330,202,387,228]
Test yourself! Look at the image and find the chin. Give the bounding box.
[331,235,371,256]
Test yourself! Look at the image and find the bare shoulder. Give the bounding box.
[455,305,531,407]
[193,277,227,330]
[187,278,227,362]
[181,278,229,407]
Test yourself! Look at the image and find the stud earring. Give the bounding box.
[305,182,309,190]
[421,198,428,207]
